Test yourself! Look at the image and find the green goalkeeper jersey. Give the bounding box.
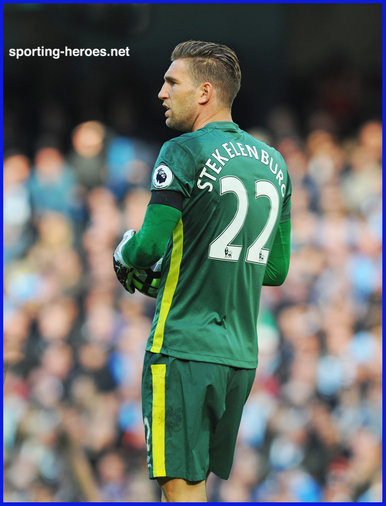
[146,121,291,368]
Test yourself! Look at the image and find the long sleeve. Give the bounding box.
[263,219,291,286]
[122,203,182,269]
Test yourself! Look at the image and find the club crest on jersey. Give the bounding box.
[153,164,173,189]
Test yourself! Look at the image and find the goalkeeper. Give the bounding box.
[113,40,291,502]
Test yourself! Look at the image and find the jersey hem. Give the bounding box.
[145,345,257,369]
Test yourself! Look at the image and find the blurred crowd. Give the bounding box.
[3,107,382,501]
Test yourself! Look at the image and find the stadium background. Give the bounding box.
[3,3,382,502]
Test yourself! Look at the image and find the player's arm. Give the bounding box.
[119,190,183,269]
[263,219,291,286]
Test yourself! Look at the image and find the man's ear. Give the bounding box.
[198,82,213,104]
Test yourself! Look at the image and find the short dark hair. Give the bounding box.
[171,40,241,106]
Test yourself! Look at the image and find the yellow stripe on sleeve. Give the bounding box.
[151,363,166,476]
[151,218,183,353]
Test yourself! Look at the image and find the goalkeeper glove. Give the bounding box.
[113,229,136,293]
[131,257,163,298]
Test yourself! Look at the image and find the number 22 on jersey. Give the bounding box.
[208,176,279,264]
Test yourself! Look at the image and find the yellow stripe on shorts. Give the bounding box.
[151,218,183,353]
[151,363,166,476]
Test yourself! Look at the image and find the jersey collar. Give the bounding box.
[201,121,240,132]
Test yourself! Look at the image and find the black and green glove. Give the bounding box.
[113,229,136,293]
[113,229,162,298]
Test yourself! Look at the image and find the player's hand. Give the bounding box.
[131,257,163,298]
[113,229,136,293]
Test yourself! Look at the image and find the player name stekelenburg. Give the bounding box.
[197,142,287,197]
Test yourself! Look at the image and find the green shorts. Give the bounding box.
[141,351,255,482]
